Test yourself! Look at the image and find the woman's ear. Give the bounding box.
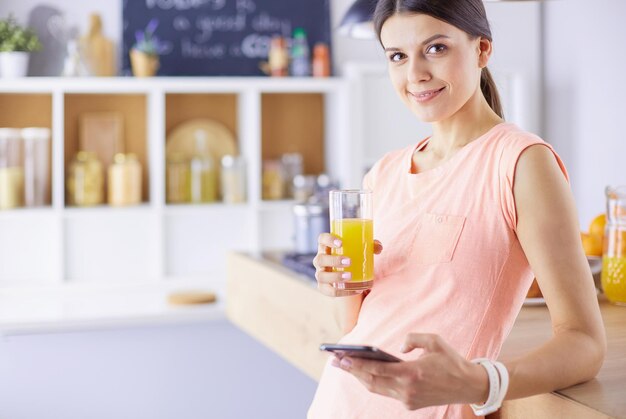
[477,37,493,68]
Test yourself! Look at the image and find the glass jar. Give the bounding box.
[166,152,190,204]
[0,128,23,209]
[21,127,51,207]
[292,174,317,203]
[221,155,246,204]
[108,153,142,206]
[281,153,303,199]
[67,151,104,206]
[262,159,285,200]
[602,185,626,305]
[189,131,217,203]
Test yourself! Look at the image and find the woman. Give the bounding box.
[308,0,606,418]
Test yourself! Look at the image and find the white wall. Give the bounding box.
[543,0,626,227]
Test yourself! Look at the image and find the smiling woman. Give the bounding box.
[308,0,606,418]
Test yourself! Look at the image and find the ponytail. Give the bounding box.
[480,67,504,119]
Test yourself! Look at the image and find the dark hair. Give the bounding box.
[374,0,504,119]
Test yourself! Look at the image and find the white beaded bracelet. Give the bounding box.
[470,358,509,416]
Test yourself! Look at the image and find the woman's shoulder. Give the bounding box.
[491,122,547,149]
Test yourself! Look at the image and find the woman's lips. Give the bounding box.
[410,87,445,103]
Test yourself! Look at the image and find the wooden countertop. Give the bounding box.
[226,252,626,419]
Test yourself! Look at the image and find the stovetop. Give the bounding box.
[281,252,316,280]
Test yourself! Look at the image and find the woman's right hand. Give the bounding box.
[313,233,382,297]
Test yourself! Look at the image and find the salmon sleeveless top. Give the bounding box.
[308,123,569,418]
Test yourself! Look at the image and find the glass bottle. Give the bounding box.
[290,27,311,77]
[166,152,190,204]
[189,130,217,204]
[108,153,142,206]
[601,185,626,305]
[0,128,23,209]
[221,155,246,204]
[312,43,331,77]
[67,151,104,206]
[268,35,289,77]
[21,127,51,207]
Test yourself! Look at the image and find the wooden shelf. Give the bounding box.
[165,93,238,143]
[64,93,149,204]
[0,77,351,284]
[0,93,53,206]
[261,93,325,175]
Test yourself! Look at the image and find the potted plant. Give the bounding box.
[130,18,167,77]
[0,15,42,78]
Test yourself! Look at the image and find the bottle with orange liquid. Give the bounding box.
[601,185,626,305]
[329,190,374,291]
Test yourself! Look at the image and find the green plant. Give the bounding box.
[0,15,42,52]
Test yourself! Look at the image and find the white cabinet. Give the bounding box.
[0,77,352,288]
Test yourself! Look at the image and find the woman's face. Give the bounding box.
[380,13,491,123]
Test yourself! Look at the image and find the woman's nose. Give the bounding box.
[406,58,431,84]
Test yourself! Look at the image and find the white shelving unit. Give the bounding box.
[0,77,354,290]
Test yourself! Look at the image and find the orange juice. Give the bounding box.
[602,257,626,305]
[331,218,374,290]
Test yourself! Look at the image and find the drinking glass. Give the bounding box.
[329,189,374,291]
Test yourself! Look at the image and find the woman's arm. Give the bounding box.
[502,144,606,398]
[314,235,383,334]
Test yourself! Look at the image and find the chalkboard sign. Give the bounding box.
[122,0,332,76]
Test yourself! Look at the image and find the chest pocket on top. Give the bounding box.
[413,213,466,265]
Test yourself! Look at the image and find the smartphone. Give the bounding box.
[319,343,402,362]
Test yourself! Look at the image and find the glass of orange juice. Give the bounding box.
[602,185,626,305]
[329,189,374,291]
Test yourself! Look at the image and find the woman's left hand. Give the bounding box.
[332,333,489,410]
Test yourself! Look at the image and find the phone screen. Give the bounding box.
[319,343,402,362]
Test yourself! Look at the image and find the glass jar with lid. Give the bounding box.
[166,152,190,204]
[221,155,246,204]
[21,127,51,207]
[108,153,142,206]
[0,128,23,209]
[262,159,285,200]
[67,151,104,206]
[189,131,217,204]
[602,185,626,305]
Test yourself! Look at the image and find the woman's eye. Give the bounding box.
[388,52,405,62]
[426,44,447,54]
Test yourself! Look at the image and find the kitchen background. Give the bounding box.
[0,0,623,418]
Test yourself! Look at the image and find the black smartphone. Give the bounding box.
[319,343,402,362]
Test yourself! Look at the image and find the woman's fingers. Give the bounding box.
[332,357,400,398]
[315,270,351,284]
[374,240,383,255]
[318,233,342,250]
[313,254,351,270]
